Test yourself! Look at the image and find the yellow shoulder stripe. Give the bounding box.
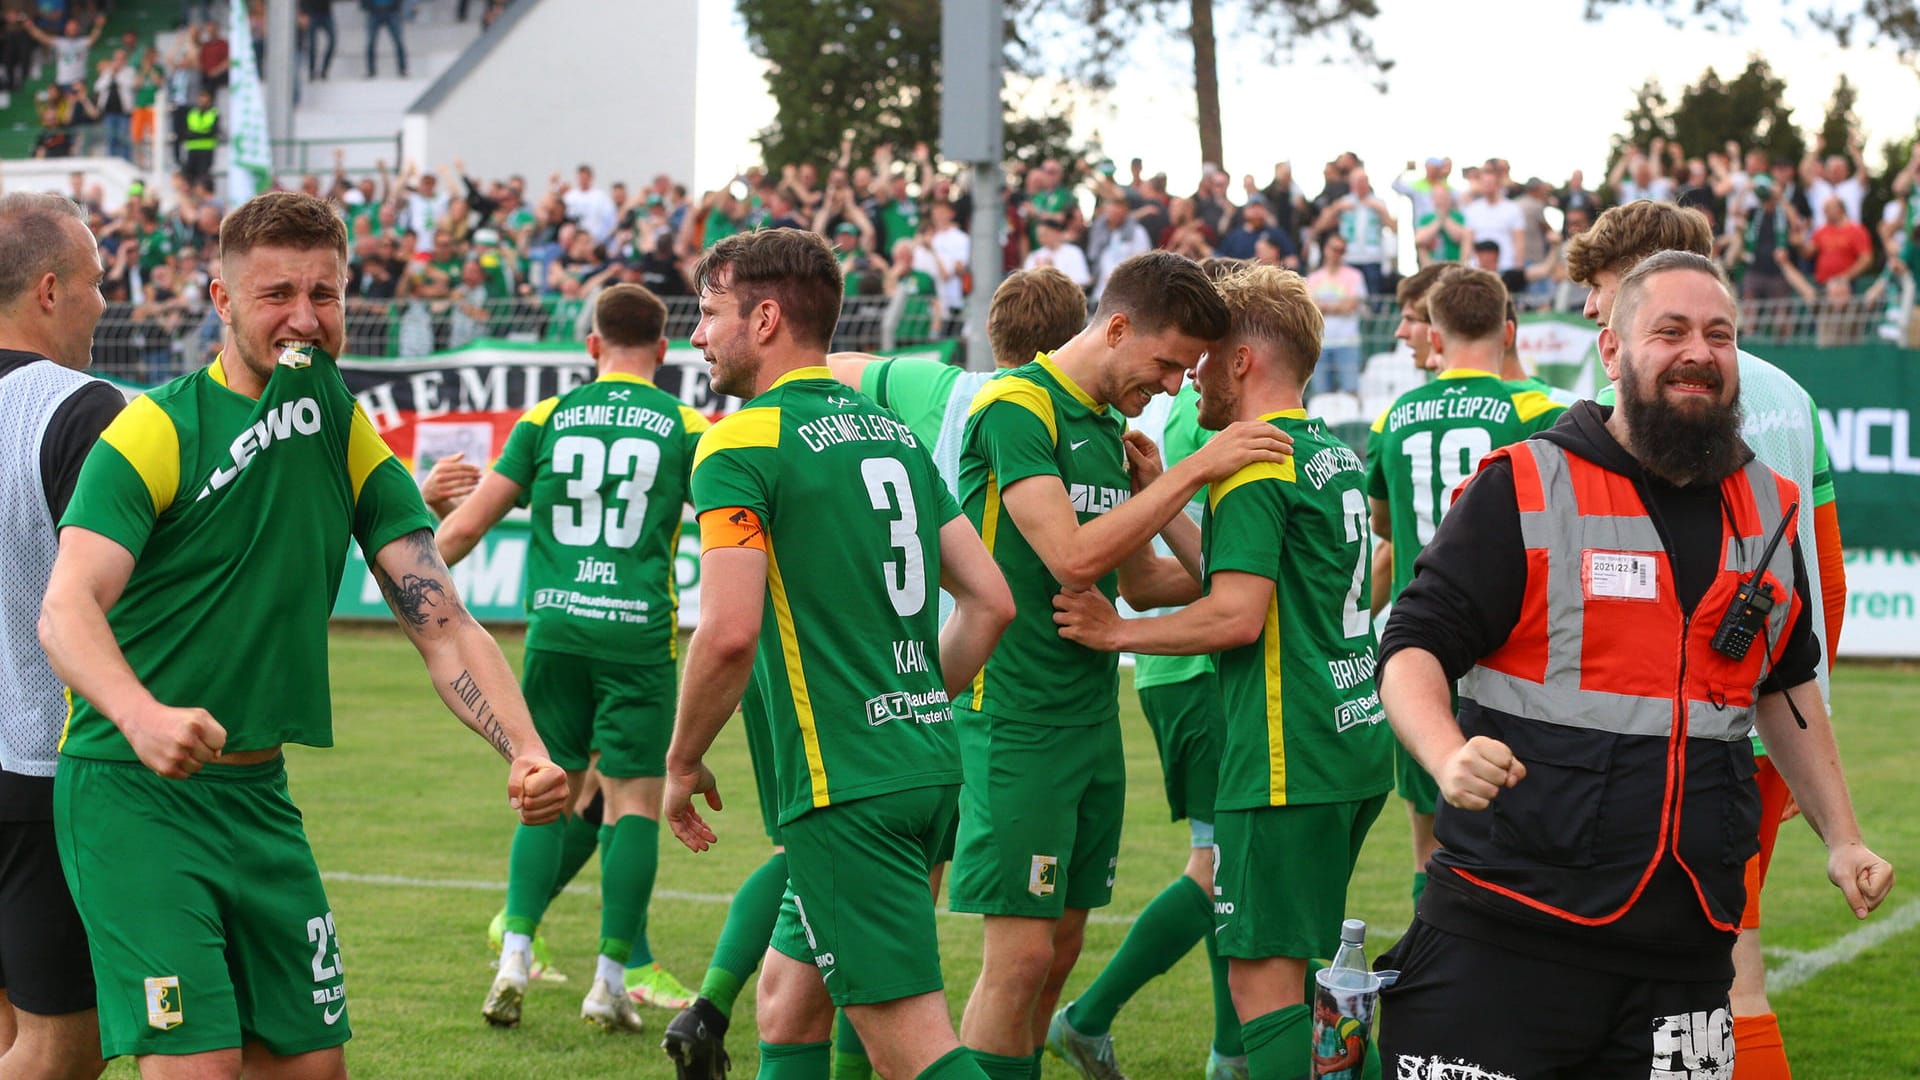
[98,395,180,516]
[1209,459,1295,509]
[966,375,1057,444]
[346,404,396,501]
[1370,405,1391,434]
[519,396,560,427]
[692,406,781,473]
[679,405,713,434]
[1511,389,1564,424]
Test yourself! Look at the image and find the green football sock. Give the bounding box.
[598,817,658,962]
[1411,871,1428,906]
[830,1008,871,1079]
[915,1046,990,1079]
[699,850,789,1019]
[758,1040,832,1079]
[1067,875,1210,1036]
[502,820,565,937]
[967,1050,1034,1080]
[547,811,601,901]
[1241,1004,1311,1080]
[1202,912,1243,1057]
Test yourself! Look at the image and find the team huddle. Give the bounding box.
[0,189,1893,1080]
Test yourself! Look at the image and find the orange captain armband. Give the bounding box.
[700,507,769,553]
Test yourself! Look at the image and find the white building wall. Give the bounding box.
[403,0,695,188]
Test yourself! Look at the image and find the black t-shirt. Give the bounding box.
[0,351,124,819]
[638,252,689,296]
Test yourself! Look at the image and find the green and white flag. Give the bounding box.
[227,1,272,202]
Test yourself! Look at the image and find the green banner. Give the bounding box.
[1760,345,1920,553]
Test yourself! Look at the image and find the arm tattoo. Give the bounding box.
[449,669,515,760]
[372,528,465,633]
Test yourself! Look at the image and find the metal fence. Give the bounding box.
[83,289,1912,388]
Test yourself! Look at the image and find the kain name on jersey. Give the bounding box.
[198,397,323,500]
[864,688,951,727]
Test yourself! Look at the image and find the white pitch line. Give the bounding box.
[320,870,1143,925]
[1765,899,1920,992]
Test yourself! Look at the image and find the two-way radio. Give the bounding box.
[1709,500,1799,662]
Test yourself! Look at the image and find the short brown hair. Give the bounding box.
[1094,251,1230,341]
[0,192,88,309]
[1565,202,1713,286]
[1426,267,1509,344]
[1211,264,1323,383]
[691,229,843,350]
[219,191,349,265]
[593,283,668,347]
[1611,249,1734,337]
[988,267,1086,367]
[1393,262,1455,319]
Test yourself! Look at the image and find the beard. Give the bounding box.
[1618,349,1745,486]
[1195,373,1236,431]
[705,328,762,399]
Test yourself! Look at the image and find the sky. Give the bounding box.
[692,0,1920,197]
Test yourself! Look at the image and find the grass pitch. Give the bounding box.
[98,628,1919,1077]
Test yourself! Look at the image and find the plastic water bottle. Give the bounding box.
[1327,918,1369,988]
[1312,919,1378,1079]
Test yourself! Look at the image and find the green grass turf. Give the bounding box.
[99,630,1919,1077]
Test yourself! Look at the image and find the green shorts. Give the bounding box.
[768,785,956,1006]
[1213,794,1386,961]
[522,649,673,779]
[949,710,1125,917]
[1394,743,1439,815]
[1137,671,1224,827]
[740,681,783,846]
[53,755,349,1059]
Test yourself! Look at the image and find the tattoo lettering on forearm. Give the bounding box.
[449,669,514,760]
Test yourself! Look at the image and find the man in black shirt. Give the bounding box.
[0,191,119,1080]
[1375,251,1892,1080]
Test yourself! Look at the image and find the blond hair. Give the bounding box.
[1565,202,1714,286]
[1212,264,1323,382]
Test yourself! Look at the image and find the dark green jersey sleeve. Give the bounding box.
[1206,470,1288,582]
[347,406,437,557]
[1364,411,1390,500]
[968,397,1060,489]
[690,407,779,518]
[492,397,554,492]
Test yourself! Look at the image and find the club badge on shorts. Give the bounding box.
[145,975,183,1029]
[1028,854,1057,897]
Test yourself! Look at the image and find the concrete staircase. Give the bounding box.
[286,0,489,177]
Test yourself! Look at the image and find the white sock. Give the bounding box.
[502,931,533,966]
[596,954,625,988]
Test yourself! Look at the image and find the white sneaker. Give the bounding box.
[582,975,647,1033]
[482,949,529,1027]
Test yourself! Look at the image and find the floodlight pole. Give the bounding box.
[942,0,1004,372]
[266,0,296,174]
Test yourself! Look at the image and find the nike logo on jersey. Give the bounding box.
[198,397,324,500]
[323,1001,345,1025]
[1069,438,1091,451]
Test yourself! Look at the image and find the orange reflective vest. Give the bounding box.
[1447,438,1802,932]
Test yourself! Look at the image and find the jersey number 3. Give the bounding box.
[551,435,661,548]
[862,457,925,618]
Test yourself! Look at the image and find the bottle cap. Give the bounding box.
[1341,918,1366,943]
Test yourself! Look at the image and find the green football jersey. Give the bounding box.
[59,350,433,761]
[691,366,963,825]
[958,354,1130,725]
[1364,368,1563,600]
[493,372,709,663]
[1206,411,1392,809]
[1133,383,1215,690]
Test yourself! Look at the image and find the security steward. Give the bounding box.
[1374,250,1893,1080]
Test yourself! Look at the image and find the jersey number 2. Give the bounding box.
[1340,488,1370,640]
[551,435,660,548]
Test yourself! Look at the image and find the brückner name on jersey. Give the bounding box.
[795,412,919,453]
[865,688,952,727]
[1301,443,1364,490]
[198,397,323,499]
[1070,483,1128,514]
[551,403,679,438]
[1386,395,1513,432]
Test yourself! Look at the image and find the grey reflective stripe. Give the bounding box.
[1460,666,1677,736]
[1688,698,1758,741]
